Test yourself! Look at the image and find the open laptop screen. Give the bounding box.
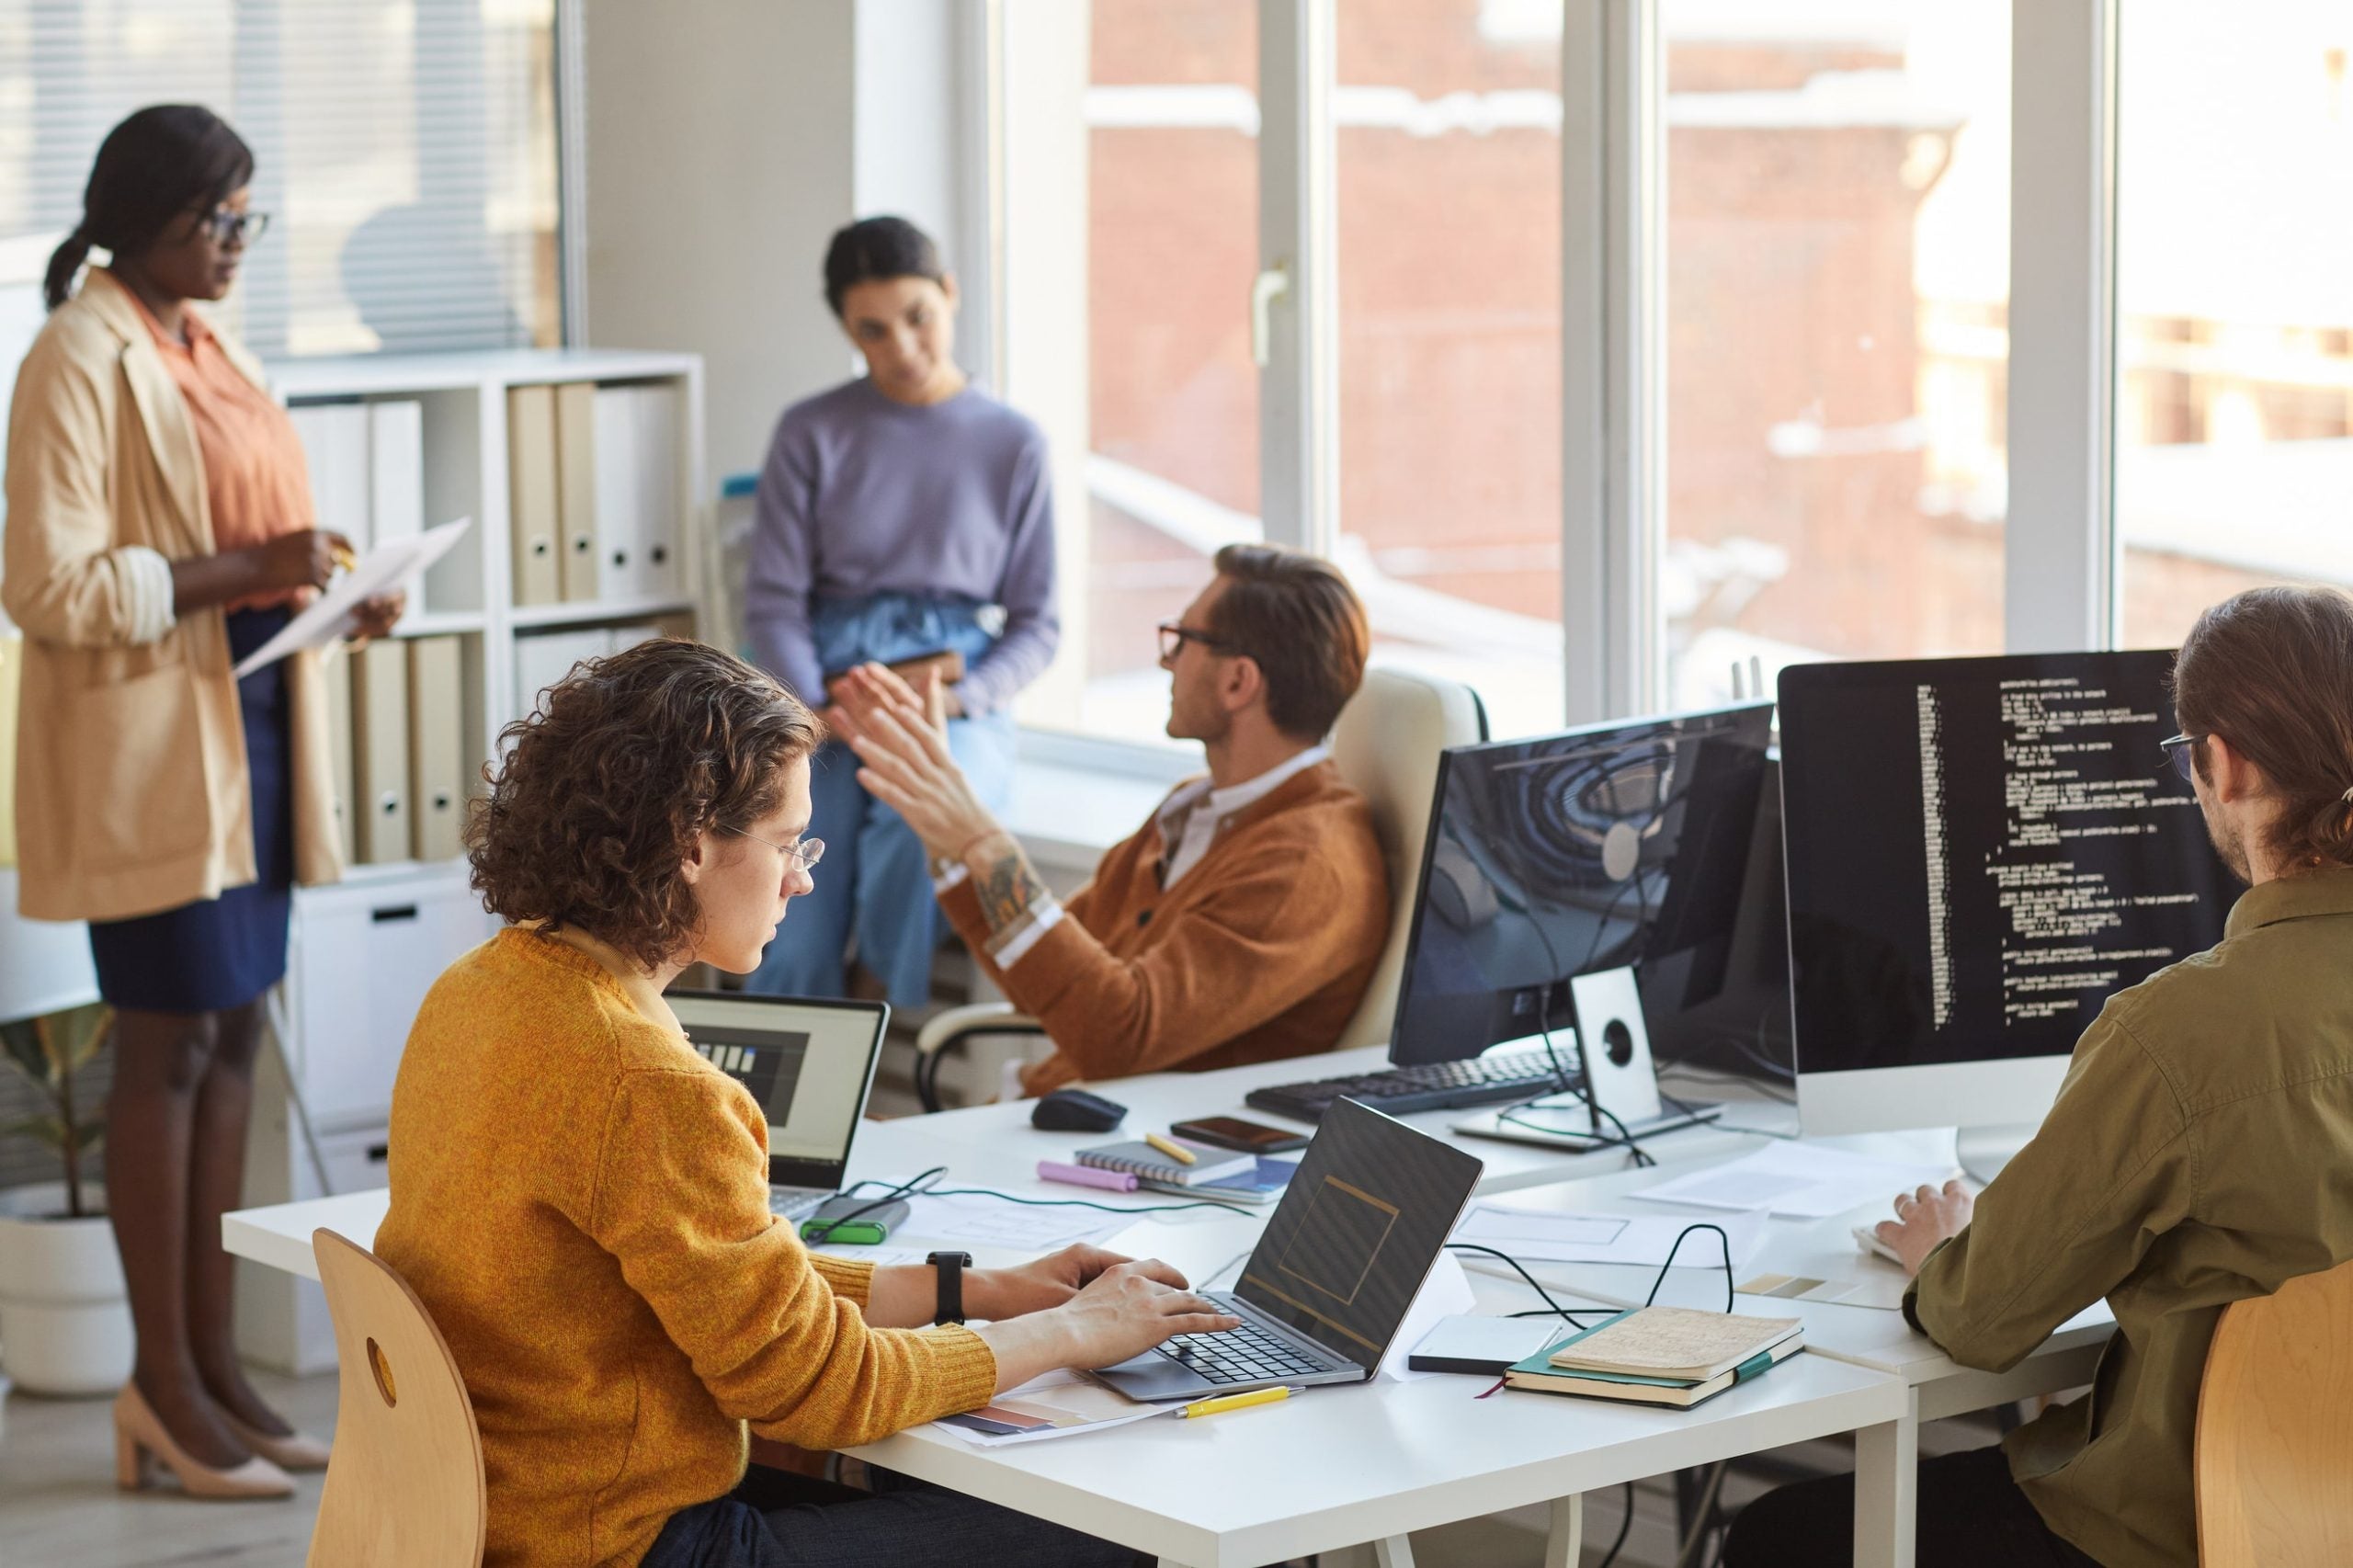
[1233,1097,1483,1373]
[667,994,888,1189]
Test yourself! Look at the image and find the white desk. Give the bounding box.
[222,1048,2094,1568]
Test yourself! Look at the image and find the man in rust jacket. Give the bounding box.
[836,543,1389,1096]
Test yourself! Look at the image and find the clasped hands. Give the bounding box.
[829,662,1005,865]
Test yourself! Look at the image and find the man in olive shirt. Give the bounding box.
[1728,585,2353,1568]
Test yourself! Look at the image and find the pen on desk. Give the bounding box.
[1037,1160,1138,1192]
[1143,1131,1197,1166]
[1176,1385,1298,1420]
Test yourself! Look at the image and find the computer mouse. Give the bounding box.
[1031,1088,1128,1133]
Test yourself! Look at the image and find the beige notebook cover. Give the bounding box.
[1546,1305,1802,1383]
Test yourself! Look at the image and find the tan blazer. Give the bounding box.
[2,269,341,923]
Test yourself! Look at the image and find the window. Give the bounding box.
[1658,1,2011,710]
[2114,0,2353,646]
[1069,0,1261,744]
[0,0,560,370]
[1336,0,1563,738]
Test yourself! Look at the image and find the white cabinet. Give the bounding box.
[286,869,497,1131]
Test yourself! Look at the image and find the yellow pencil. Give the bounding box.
[1176,1384,1297,1420]
[330,543,358,574]
[1144,1131,1197,1166]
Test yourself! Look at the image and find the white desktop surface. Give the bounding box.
[223,1046,2104,1568]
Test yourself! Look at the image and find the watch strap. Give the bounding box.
[926,1250,972,1325]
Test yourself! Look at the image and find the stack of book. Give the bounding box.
[1505,1305,1803,1410]
[1074,1138,1254,1187]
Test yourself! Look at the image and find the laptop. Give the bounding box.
[667,992,890,1221]
[1093,1096,1484,1402]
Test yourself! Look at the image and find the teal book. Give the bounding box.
[1502,1308,1803,1410]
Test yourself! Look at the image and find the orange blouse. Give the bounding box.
[110,269,313,611]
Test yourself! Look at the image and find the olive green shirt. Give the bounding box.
[1904,867,2353,1568]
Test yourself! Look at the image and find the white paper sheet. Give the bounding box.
[1380,1251,1478,1381]
[932,1369,1165,1447]
[890,1189,1133,1254]
[1452,1204,1768,1270]
[1631,1143,1960,1221]
[232,517,472,677]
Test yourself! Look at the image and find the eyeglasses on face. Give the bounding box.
[1156,621,1242,663]
[192,205,270,247]
[2160,733,2202,785]
[722,826,825,873]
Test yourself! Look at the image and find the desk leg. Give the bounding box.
[1851,1387,1920,1568]
[1371,1537,1416,1568]
[1542,1494,1584,1568]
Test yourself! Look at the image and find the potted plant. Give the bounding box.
[0,1001,131,1396]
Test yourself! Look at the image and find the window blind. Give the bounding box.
[0,0,561,359]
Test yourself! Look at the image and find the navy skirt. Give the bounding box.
[88,608,296,1015]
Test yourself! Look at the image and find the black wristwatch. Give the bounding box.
[927,1251,973,1325]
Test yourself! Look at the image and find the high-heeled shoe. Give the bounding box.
[222,1410,332,1471]
[113,1383,295,1499]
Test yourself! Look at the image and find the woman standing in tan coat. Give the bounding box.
[3,106,402,1498]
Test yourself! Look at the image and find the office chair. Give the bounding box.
[2196,1255,2353,1567]
[306,1229,486,1568]
[912,668,1487,1109]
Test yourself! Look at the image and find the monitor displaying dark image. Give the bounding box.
[1388,702,1781,1070]
[1778,651,2233,1077]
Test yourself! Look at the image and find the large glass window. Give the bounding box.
[1074,0,1260,744]
[2114,0,2353,647]
[1334,0,1563,738]
[1659,1,2011,710]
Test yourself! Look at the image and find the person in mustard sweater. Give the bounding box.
[834,543,1390,1098]
[376,639,1237,1568]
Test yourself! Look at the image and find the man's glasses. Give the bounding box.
[194,206,270,247]
[723,826,825,873]
[1157,621,1242,662]
[2160,733,2201,784]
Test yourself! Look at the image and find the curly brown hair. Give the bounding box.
[468,638,823,970]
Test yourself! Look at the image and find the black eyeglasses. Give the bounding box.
[192,205,270,247]
[1157,621,1243,662]
[2160,733,2201,784]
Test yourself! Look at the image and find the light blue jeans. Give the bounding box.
[748,593,1016,1010]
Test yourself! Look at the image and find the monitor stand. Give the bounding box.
[1451,1096,1723,1152]
[1955,1123,2039,1184]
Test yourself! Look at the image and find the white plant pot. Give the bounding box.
[0,1204,132,1397]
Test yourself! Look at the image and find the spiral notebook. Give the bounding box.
[1074,1138,1255,1187]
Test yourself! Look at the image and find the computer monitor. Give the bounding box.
[1388,701,1783,1073]
[1778,651,2233,1141]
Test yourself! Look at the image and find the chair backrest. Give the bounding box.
[307,1228,486,1568]
[1327,667,1489,1053]
[2196,1256,2353,1568]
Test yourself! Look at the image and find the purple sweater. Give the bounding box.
[744,378,1059,717]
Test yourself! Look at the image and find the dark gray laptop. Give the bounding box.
[668,992,889,1221]
[1093,1096,1483,1402]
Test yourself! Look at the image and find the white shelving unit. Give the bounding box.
[238,347,706,1373]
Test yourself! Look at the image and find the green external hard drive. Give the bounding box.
[799,1196,910,1246]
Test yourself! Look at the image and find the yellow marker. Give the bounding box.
[1176,1384,1296,1420]
[1144,1131,1197,1166]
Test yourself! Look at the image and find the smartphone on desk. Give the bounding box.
[1169,1115,1311,1154]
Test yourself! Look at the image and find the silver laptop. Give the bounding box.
[1093,1096,1484,1402]
[668,992,889,1221]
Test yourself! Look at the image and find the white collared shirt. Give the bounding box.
[1157,744,1330,890]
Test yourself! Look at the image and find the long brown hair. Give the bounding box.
[2171,585,2353,871]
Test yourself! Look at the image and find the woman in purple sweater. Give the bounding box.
[745,217,1058,1008]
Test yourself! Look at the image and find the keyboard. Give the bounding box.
[1154,1316,1333,1386]
[768,1189,826,1221]
[1245,1048,1568,1123]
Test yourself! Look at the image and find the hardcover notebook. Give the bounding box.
[1076,1138,1254,1187]
[1504,1307,1804,1411]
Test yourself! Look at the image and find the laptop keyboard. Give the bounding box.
[1154,1317,1333,1385]
[769,1190,824,1221]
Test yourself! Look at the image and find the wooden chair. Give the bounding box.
[2196,1257,2353,1567]
[306,1228,486,1568]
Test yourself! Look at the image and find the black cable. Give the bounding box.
[1645,1222,1737,1314]
[799,1166,950,1245]
[1595,1479,1637,1568]
[821,1171,1242,1233]
[1442,1243,1614,1329]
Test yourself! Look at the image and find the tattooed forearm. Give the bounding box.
[975,846,1049,937]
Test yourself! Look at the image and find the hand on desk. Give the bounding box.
[970,1243,1167,1319]
[968,1253,1241,1395]
[1874,1180,1974,1278]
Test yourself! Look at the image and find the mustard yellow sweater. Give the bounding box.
[377,928,997,1567]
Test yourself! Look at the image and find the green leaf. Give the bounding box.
[47,1003,113,1076]
[0,1112,70,1151]
[74,1123,105,1156]
[0,1017,50,1089]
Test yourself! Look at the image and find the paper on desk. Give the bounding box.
[232,517,472,677]
[891,1189,1132,1254]
[934,1369,1164,1447]
[1631,1143,1959,1221]
[1452,1204,1768,1271]
[1380,1251,1477,1382]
